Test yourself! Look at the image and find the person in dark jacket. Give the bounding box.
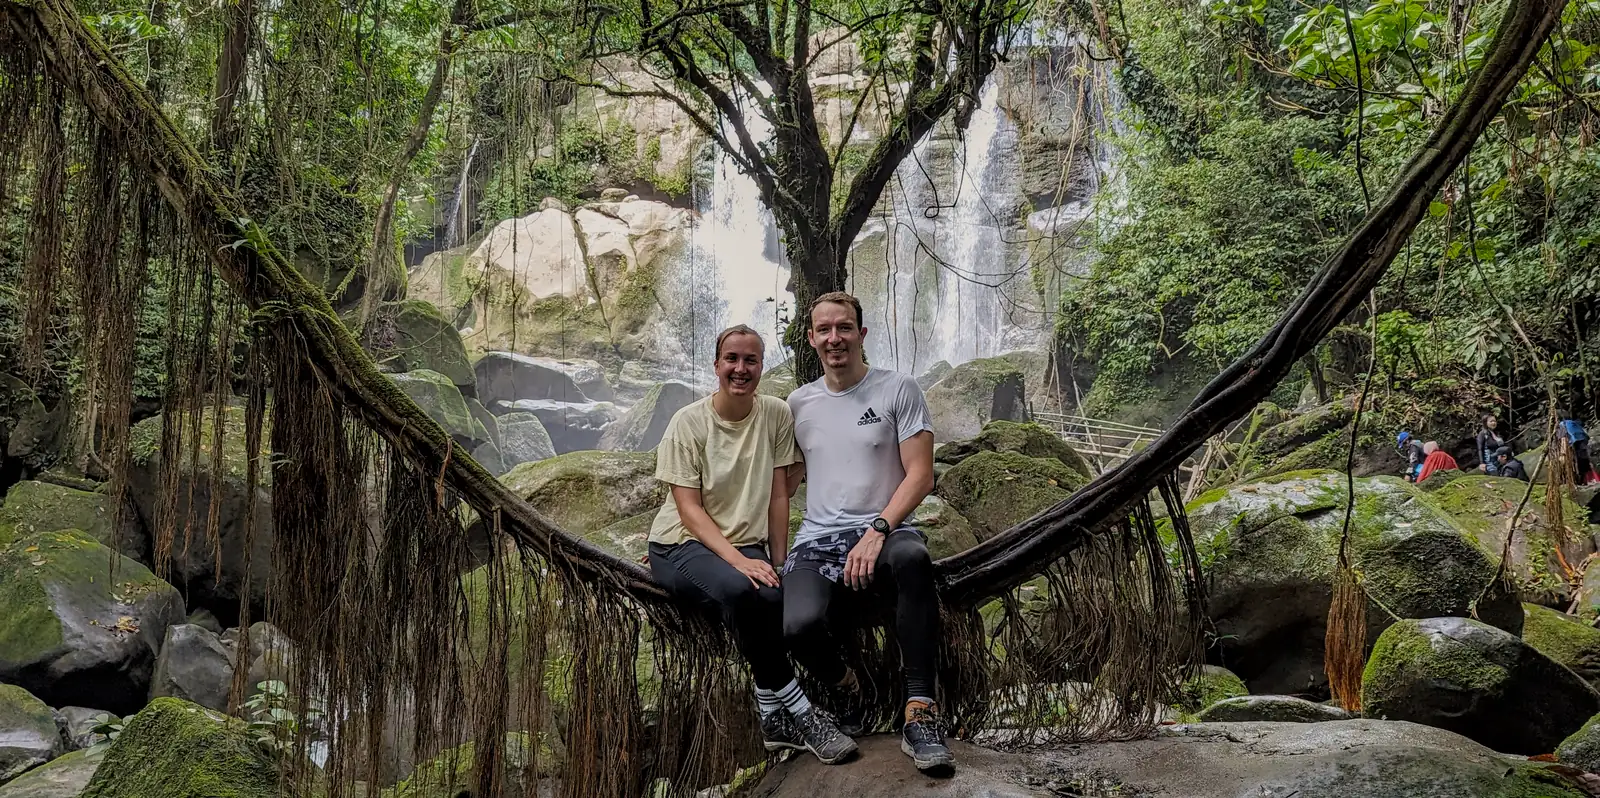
[1559,413,1596,485]
[1477,414,1508,475]
[1397,431,1426,481]
[1495,445,1528,481]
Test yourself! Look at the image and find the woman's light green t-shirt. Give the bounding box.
[649,393,797,547]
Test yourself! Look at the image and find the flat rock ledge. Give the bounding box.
[747,721,1589,798]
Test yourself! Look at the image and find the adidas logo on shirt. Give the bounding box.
[857,408,884,426]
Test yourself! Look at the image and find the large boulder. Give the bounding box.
[1520,603,1600,689]
[127,406,273,614]
[1429,476,1593,605]
[490,399,618,454]
[757,363,797,399]
[0,530,184,715]
[1,374,66,474]
[531,356,616,403]
[148,624,233,712]
[79,698,279,798]
[475,351,594,407]
[390,369,487,446]
[56,706,117,751]
[0,684,62,784]
[754,720,1590,797]
[0,480,146,561]
[1185,471,1521,696]
[598,381,704,452]
[1559,712,1600,773]
[909,495,979,559]
[923,356,1028,443]
[364,300,474,391]
[1362,616,1600,755]
[483,452,664,555]
[496,413,557,469]
[936,451,1088,540]
[934,420,1091,478]
[1173,665,1248,715]
[0,746,105,798]
[1197,695,1354,723]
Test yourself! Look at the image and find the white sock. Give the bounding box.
[756,688,782,718]
[775,680,812,716]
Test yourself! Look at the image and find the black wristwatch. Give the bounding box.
[870,517,891,534]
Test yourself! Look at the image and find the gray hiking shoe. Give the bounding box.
[793,707,858,764]
[901,701,954,775]
[760,709,803,753]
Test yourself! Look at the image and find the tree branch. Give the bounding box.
[0,0,668,605]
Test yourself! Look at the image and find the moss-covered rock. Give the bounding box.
[598,381,704,452]
[0,683,62,784]
[1430,476,1592,604]
[480,451,664,558]
[1362,616,1600,755]
[588,512,654,561]
[909,496,979,559]
[389,369,486,445]
[0,479,146,560]
[127,405,273,614]
[1558,712,1600,773]
[0,530,184,715]
[1196,695,1354,723]
[757,363,797,400]
[922,356,1028,443]
[387,733,553,797]
[1521,603,1600,689]
[934,420,1091,478]
[0,745,105,797]
[364,300,474,390]
[1184,470,1521,696]
[80,698,278,798]
[1174,665,1248,715]
[936,451,1088,540]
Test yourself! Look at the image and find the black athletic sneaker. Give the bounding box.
[793,707,858,764]
[761,709,804,753]
[829,668,868,737]
[901,701,955,775]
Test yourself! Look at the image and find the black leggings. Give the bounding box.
[782,529,939,700]
[648,540,795,691]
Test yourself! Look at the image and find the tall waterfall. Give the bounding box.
[859,76,1031,375]
[668,107,795,387]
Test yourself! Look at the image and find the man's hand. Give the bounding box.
[732,555,781,589]
[844,529,885,589]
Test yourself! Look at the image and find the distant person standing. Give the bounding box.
[1559,412,1596,485]
[1477,414,1508,475]
[1397,431,1426,481]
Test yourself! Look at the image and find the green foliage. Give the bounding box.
[1059,116,1347,400]
[240,680,318,757]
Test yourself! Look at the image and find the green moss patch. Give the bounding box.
[1521,603,1600,688]
[934,420,1091,478]
[935,451,1087,540]
[80,698,278,798]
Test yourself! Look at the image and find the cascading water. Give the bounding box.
[861,76,1031,375]
[660,96,795,387]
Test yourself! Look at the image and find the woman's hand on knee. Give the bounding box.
[731,554,781,589]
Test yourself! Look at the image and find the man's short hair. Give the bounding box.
[808,291,863,328]
[714,324,764,359]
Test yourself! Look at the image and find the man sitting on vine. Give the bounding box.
[782,291,952,776]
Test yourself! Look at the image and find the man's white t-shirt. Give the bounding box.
[787,367,934,546]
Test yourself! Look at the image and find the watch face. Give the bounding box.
[872,518,890,533]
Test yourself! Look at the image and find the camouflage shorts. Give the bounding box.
[782,526,922,583]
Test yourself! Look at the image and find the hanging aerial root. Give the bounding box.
[1325,564,1367,712]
